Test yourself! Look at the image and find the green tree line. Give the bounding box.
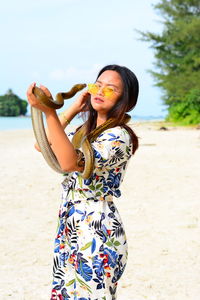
[139,0,200,125]
[0,89,28,116]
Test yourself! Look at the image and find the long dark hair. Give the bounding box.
[81,64,139,154]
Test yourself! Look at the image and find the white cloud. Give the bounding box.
[48,64,103,82]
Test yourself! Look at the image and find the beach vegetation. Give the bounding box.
[138,0,200,125]
[0,89,28,116]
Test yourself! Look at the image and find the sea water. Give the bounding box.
[0,114,165,131]
[0,115,81,130]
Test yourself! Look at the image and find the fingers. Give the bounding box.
[26,82,36,98]
[27,83,55,114]
[34,142,41,152]
[27,82,44,109]
[26,82,38,107]
[79,91,90,101]
[82,91,90,97]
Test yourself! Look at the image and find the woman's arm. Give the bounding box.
[44,110,80,172]
[27,83,90,172]
[34,102,79,152]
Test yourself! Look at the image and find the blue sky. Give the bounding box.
[0,0,167,117]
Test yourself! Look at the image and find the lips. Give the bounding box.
[94,97,104,103]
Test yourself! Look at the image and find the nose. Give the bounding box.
[96,86,104,96]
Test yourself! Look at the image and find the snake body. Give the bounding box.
[31,84,130,179]
[32,84,86,109]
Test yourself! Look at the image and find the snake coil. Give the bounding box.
[31,84,131,179]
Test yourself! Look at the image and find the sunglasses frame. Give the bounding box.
[87,83,117,98]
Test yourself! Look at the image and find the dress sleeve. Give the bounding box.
[66,131,75,141]
[92,127,132,170]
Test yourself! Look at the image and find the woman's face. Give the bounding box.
[89,70,123,115]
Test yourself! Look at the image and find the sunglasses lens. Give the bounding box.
[88,84,99,95]
[103,87,114,98]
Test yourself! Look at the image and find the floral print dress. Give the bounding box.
[51,126,133,300]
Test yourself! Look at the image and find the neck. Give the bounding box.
[96,113,107,127]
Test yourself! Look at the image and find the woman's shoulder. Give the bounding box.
[96,126,131,143]
[105,125,129,134]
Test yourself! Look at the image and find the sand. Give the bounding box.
[0,122,200,300]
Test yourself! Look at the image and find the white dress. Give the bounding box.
[51,126,132,300]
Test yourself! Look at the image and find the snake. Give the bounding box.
[31,84,131,179]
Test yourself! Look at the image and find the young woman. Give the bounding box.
[27,64,139,300]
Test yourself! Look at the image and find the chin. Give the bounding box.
[91,102,103,112]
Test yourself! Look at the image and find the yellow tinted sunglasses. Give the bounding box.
[87,83,115,98]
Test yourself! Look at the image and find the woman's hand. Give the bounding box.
[71,90,90,114]
[27,82,55,152]
[26,82,55,115]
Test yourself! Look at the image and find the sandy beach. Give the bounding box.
[0,122,200,300]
